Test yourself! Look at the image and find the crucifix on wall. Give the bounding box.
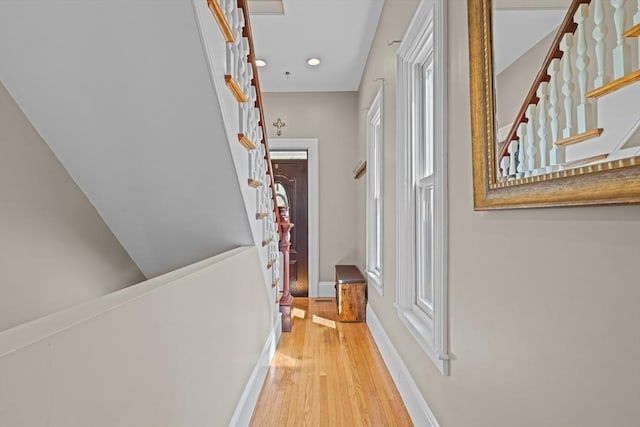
[273,118,286,136]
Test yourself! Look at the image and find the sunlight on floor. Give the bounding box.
[311,314,336,329]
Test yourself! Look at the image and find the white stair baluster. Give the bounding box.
[223,0,234,28]
[575,4,594,133]
[633,0,640,69]
[526,105,537,176]
[500,156,510,179]
[508,141,518,177]
[547,59,563,172]
[611,0,631,78]
[517,124,526,178]
[561,33,575,139]
[593,0,609,88]
[548,59,560,145]
[537,82,549,171]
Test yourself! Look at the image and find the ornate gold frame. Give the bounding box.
[468,0,640,209]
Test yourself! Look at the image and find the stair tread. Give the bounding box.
[623,22,640,38]
[555,128,603,147]
[586,69,640,99]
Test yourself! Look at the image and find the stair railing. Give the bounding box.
[206,0,284,292]
[497,0,640,180]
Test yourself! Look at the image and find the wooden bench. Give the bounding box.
[335,265,366,322]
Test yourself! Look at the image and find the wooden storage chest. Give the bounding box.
[335,265,367,322]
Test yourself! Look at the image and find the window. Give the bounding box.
[366,86,384,295]
[396,0,449,375]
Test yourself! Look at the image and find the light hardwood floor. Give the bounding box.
[250,298,413,426]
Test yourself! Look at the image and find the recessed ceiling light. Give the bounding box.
[256,58,267,68]
[306,57,321,67]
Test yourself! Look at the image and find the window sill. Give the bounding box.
[366,270,383,296]
[395,304,449,375]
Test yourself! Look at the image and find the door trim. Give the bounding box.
[270,138,319,298]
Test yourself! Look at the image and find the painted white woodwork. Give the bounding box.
[593,0,609,88]
[224,0,234,30]
[500,155,510,179]
[366,85,384,295]
[230,313,282,427]
[366,305,441,427]
[561,33,575,139]
[526,104,537,175]
[575,4,594,133]
[547,59,564,172]
[635,1,640,70]
[537,81,549,170]
[548,58,561,144]
[508,140,518,176]
[611,0,631,78]
[262,211,272,245]
[549,140,566,172]
[517,123,527,177]
[396,0,449,375]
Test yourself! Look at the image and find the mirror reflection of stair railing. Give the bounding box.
[496,0,640,182]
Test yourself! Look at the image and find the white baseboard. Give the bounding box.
[318,281,335,298]
[229,313,282,427]
[366,305,440,427]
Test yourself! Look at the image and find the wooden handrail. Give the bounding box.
[236,0,283,233]
[498,0,591,158]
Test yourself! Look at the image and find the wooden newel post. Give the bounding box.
[278,206,294,332]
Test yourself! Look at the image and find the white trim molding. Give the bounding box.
[269,138,320,298]
[366,85,384,296]
[229,313,282,427]
[395,0,449,375]
[318,281,335,298]
[366,305,441,427]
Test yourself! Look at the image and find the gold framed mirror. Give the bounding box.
[468,0,640,209]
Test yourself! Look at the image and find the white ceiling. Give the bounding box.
[248,0,384,92]
[493,8,566,75]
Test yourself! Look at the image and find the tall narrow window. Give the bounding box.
[415,57,435,317]
[366,86,384,295]
[396,0,449,375]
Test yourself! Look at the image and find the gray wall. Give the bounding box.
[496,29,556,129]
[0,81,144,331]
[356,0,640,426]
[0,247,270,427]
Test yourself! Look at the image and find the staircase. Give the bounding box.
[498,0,640,180]
[0,0,282,307]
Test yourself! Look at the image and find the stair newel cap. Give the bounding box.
[237,7,245,28]
[560,33,574,51]
[548,58,561,74]
[574,3,589,23]
[526,104,536,118]
[536,81,549,98]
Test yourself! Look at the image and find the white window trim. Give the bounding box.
[395,0,449,375]
[366,86,384,295]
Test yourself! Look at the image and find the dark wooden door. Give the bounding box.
[273,159,308,297]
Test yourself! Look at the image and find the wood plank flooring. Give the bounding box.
[250,298,413,426]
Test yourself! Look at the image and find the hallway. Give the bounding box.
[250,298,413,426]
